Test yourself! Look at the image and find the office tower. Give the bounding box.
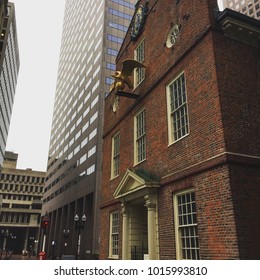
[0,151,45,255]
[223,0,260,19]
[0,0,8,32]
[42,0,136,259]
[0,1,19,166]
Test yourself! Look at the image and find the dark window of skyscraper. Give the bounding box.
[106,77,114,85]
[108,8,132,20]
[110,0,135,9]
[109,21,128,32]
[106,63,116,70]
[108,34,124,44]
[107,48,118,56]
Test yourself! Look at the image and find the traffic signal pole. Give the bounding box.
[39,212,50,260]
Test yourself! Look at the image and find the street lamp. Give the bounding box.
[74,214,86,260]
[10,234,16,252]
[39,212,50,260]
[51,240,56,259]
[63,229,70,255]
[34,239,39,256]
[1,229,9,251]
[1,229,15,259]
[29,236,35,257]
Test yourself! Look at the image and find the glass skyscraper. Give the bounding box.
[0,1,20,166]
[42,0,136,259]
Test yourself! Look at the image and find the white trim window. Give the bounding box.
[174,190,200,260]
[166,72,189,144]
[134,108,146,164]
[111,132,120,179]
[134,39,145,88]
[109,211,119,258]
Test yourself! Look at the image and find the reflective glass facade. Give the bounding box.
[42,0,136,259]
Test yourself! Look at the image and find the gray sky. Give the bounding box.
[6,0,65,171]
[6,0,223,172]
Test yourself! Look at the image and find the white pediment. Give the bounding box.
[114,169,160,201]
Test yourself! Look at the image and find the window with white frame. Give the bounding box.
[109,211,119,258]
[111,132,120,178]
[174,190,200,260]
[134,39,145,88]
[166,72,189,144]
[134,108,146,164]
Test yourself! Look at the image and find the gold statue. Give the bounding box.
[110,59,146,92]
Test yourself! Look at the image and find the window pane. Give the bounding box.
[112,133,120,177]
[136,110,146,163]
[169,73,189,142]
[134,40,145,87]
[176,191,200,260]
[111,212,119,257]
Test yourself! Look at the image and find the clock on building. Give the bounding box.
[131,4,148,41]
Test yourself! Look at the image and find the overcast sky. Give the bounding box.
[5,0,223,172]
[6,0,65,171]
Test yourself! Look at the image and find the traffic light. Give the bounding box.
[41,213,50,229]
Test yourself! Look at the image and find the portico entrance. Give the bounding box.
[114,169,160,260]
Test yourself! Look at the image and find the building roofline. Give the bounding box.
[215,8,260,48]
[216,8,260,28]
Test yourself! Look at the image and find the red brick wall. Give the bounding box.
[213,33,260,156]
[99,202,121,260]
[158,165,240,260]
[229,164,260,259]
[101,0,260,259]
[103,31,226,191]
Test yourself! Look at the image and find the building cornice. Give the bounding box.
[161,151,260,186]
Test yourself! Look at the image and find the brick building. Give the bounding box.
[100,0,260,260]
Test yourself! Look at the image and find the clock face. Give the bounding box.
[166,24,180,48]
[131,5,146,41]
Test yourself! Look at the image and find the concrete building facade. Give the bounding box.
[42,0,137,259]
[100,0,260,260]
[0,151,45,255]
[0,1,19,166]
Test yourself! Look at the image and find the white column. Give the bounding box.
[145,194,158,260]
[121,203,130,260]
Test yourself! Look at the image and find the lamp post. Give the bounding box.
[1,229,15,259]
[63,229,70,255]
[10,234,16,255]
[39,212,50,260]
[74,214,86,260]
[1,229,10,251]
[51,240,56,259]
[29,236,35,257]
[34,239,38,256]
